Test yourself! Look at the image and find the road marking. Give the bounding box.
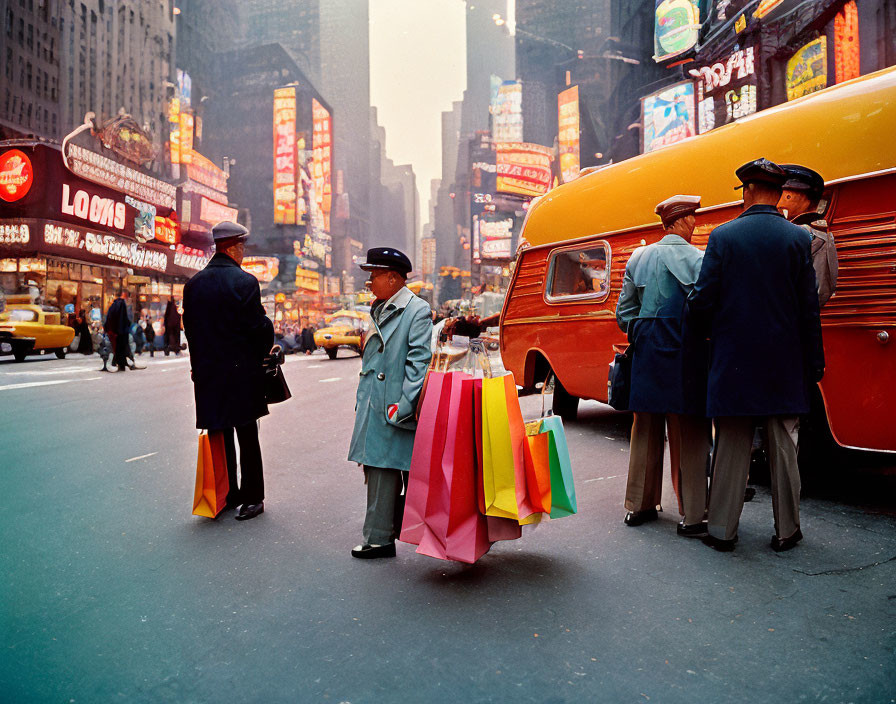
[319,377,342,383]
[0,379,78,391]
[125,452,157,463]
[583,475,619,483]
[307,364,323,368]
[0,366,101,376]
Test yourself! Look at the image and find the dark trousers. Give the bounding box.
[362,466,409,544]
[213,422,264,506]
[110,332,129,369]
[164,330,181,355]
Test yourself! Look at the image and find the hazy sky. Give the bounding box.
[369,0,467,235]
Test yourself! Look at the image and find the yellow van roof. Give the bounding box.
[523,66,896,247]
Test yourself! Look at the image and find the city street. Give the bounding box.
[1,351,893,703]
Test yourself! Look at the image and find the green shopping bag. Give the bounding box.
[541,415,577,518]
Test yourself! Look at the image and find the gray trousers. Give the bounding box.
[625,412,711,525]
[362,466,409,545]
[707,416,801,541]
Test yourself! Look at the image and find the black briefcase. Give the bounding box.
[263,346,292,404]
[607,347,631,411]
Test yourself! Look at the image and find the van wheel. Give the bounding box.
[551,375,579,421]
[326,348,338,360]
[55,348,67,359]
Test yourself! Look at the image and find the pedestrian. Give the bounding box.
[615,195,711,537]
[163,296,182,356]
[689,158,825,553]
[348,247,432,558]
[144,315,156,357]
[183,221,274,521]
[104,289,135,372]
[75,309,93,355]
[301,323,315,355]
[778,164,838,306]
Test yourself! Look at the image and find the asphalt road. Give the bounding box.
[1,349,894,703]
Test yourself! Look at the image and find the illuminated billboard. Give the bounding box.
[496,142,552,198]
[273,86,297,225]
[689,42,757,134]
[179,113,194,164]
[558,86,580,183]
[786,38,828,101]
[654,0,700,62]
[242,256,279,283]
[641,80,696,153]
[312,98,332,232]
[491,80,523,143]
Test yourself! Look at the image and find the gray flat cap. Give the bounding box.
[211,221,249,242]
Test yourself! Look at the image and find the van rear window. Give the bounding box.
[546,243,610,301]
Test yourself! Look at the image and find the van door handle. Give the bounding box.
[877,331,889,345]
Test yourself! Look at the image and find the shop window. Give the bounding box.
[545,242,611,302]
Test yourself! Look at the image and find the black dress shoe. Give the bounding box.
[702,534,738,552]
[351,543,397,559]
[624,508,658,526]
[771,528,803,552]
[677,520,709,538]
[744,487,756,502]
[235,502,264,521]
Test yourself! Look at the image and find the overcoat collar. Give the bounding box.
[658,233,692,246]
[738,204,784,219]
[206,251,240,268]
[369,286,414,347]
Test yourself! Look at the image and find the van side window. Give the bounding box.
[546,243,610,301]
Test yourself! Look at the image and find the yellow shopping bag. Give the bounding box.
[480,374,540,525]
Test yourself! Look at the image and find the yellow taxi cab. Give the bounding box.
[0,298,76,362]
[313,309,370,360]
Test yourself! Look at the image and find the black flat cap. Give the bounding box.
[359,247,412,275]
[780,164,825,199]
[211,221,249,242]
[734,158,787,190]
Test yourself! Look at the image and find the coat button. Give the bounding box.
[377,373,385,380]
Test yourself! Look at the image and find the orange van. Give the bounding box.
[500,66,896,454]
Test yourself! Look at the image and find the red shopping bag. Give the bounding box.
[417,373,492,563]
[401,371,453,546]
[474,378,522,542]
[192,431,229,518]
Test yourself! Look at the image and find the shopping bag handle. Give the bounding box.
[468,338,493,378]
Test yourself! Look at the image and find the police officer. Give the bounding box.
[689,159,825,552]
[616,195,711,536]
[779,164,838,306]
[183,221,274,521]
[348,247,432,558]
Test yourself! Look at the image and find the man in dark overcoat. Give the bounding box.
[689,158,825,552]
[183,221,274,521]
[163,296,182,355]
[616,195,710,537]
[104,289,133,372]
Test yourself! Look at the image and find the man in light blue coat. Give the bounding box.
[616,195,711,537]
[348,247,432,559]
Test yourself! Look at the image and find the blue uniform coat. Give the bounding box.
[688,204,824,417]
[348,287,432,472]
[616,234,707,415]
[183,253,274,430]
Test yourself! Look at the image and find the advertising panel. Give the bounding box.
[242,256,279,283]
[786,38,827,101]
[478,216,514,260]
[654,0,700,62]
[177,69,192,109]
[834,1,860,84]
[154,215,178,245]
[0,149,34,202]
[179,113,194,165]
[295,266,321,292]
[185,150,228,194]
[690,41,757,133]
[273,87,297,225]
[62,142,176,209]
[641,81,697,153]
[557,86,580,184]
[469,134,496,265]
[312,98,332,232]
[168,98,181,165]
[199,197,238,226]
[491,80,523,143]
[495,142,553,198]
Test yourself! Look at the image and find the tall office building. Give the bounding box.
[241,0,321,82]
[462,0,515,136]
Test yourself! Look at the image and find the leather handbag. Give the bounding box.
[263,345,291,404]
[607,343,631,411]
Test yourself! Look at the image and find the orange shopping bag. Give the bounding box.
[192,431,229,518]
[524,420,552,514]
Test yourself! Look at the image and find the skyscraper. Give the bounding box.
[241,0,321,82]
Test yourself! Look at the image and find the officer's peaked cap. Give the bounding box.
[734,158,787,190]
[780,164,825,199]
[359,247,412,275]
